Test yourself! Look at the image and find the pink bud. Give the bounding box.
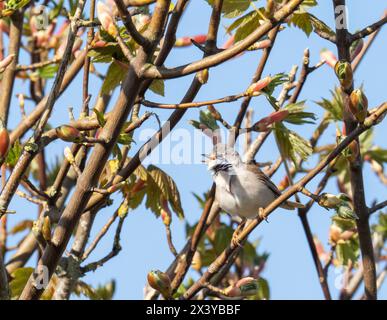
[192,34,207,44]
[97,1,117,37]
[253,110,289,131]
[246,76,272,95]
[222,35,235,49]
[174,36,192,47]
[313,237,329,262]
[320,49,338,68]
[0,125,10,160]
[267,110,289,123]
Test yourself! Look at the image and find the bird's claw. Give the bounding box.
[259,208,268,223]
[231,231,243,248]
[231,219,246,248]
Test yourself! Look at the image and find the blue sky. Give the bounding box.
[5,0,387,299]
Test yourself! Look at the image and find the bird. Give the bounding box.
[204,144,304,245]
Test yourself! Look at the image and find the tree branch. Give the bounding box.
[142,0,304,79]
[333,0,378,300]
[350,13,387,42]
[0,9,23,125]
[114,0,152,50]
[19,0,172,301]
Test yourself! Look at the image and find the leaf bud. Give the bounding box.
[147,270,172,299]
[56,125,82,142]
[334,60,353,90]
[349,89,368,123]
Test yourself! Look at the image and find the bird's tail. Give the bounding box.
[280,200,305,210]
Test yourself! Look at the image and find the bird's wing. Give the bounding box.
[246,164,281,197]
[247,164,305,210]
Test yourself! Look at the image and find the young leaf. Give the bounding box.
[335,241,359,266]
[117,133,134,146]
[232,10,264,43]
[274,123,313,165]
[93,108,107,127]
[199,110,219,131]
[9,267,34,299]
[147,165,184,219]
[101,61,126,94]
[9,219,33,234]
[37,64,59,79]
[206,0,252,18]
[289,12,313,36]
[6,140,22,167]
[149,79,165,96]
[284,101,317,125]
[315,87,344,121]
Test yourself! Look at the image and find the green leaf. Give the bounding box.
[199,109,219,131]
[365,147,387,166]
[37,64,59,79]
[274,123,313,165]
[213,225,233,254]
[88,42,127,63]
[192,192,210,209]
[227,10,265,43]
[227,10,255,33]
[372,213,387,241]
[206,0,252,18]
[258,277,270,300]
[93,108,107,127]
[288,12,313,36]
[9,219,33,234]
[149,79,165,96]
[332,216,356,231]
[359,129,373,153]
[335,241,359,266]
[335,204,359,220]
[263,73,289,97]
[315,87,344,121]
[74,280,115,300]
[3,0,30,14]
[49,0,64,20]
[101,61,126,94]
[117,133,134,145]
[284,100,316,125]
[298,0,318,11]
[147,165,185,219]
[309,13,336,38]
[189,120,201,130]
[93,280,116,300]
[9,267,34,299]
[6,140,22,167]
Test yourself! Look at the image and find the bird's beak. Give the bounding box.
[201,153,216,163]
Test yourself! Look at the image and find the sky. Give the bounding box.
[5,0,387,299]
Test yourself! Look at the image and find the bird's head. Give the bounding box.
[203,144,242,175]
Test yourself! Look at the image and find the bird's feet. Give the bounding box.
[231,219,246,248]
[258,208,268,223]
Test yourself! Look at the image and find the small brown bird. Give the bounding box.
[204,144,304,221]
